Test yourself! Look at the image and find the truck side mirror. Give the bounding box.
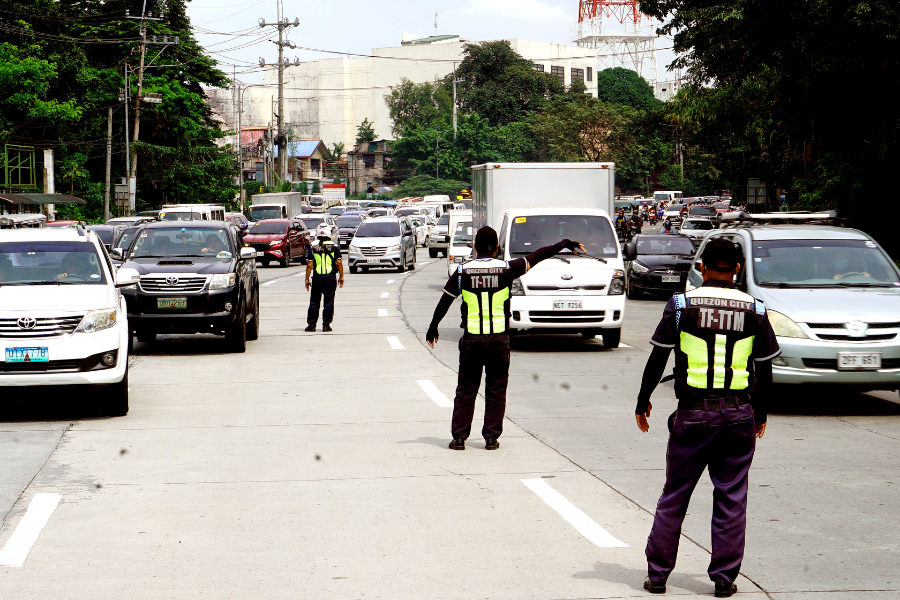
[623,243,637,261]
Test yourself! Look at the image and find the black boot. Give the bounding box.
[715,582,737,598]
[448,438,465,450]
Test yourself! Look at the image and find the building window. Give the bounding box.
[550,66,564,85]
[363,155,375,169]
[310,158,321,173]
[587,67,592,82]
[533,63,544,73]
[572,68,584,83]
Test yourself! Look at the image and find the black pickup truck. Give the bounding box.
[115,221,260,352]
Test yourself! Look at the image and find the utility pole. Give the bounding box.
[105,107,112,221]
[258,14,300,186]
[452,63,464,140]
[435,132,439,180]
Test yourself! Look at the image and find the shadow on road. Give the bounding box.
[0,387,115,422]
[770,386,900,416]
[572,560,715,596]
[511,335,616,353]
[131,335,233,356]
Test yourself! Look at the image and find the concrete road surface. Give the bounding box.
[0,247,898,599]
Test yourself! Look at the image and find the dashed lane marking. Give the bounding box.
[387,279,395,283]
[0,493,62,567]
[416,380,452,407]
[378,309,388,317]
[263,280,278,286]
[380,292,389,299]
[521,479,628,548]
[387,336,404,350]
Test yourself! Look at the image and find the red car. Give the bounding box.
[242,218,310,267]
[47,220,87,228]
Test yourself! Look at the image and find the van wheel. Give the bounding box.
[602,328,621,349]
[226,305,247,353]
[409,253,416,270]
[360,266,368,274]
[428,248,437,258]
[246,288,260,341]
[581,332,596,340]
[136,330,156,343]
[398,254,407,273]
[261,259,270,268]
[103,367,129,417]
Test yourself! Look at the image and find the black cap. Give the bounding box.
[702,237,740,272]
[474,226,498,253]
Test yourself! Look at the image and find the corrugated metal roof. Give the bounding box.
[0,193,86,205]
[289,140,325,157]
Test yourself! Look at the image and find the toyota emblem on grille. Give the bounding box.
[561,274,573,280]
[17,317,36,330]
[165,276,179,286]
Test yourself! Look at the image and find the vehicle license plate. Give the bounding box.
[553,300,582,310]
[366,258,381,264]
[157,298,187,310]
[661,275,681,283]
[256,251,265,257]
[5,347,48,363]
[837,352,881,370]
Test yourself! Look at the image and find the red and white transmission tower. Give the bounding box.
[573,0,658,83]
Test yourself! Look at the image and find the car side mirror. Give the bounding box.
[115,267,140,288]
[240,247,257,260]
[110,248,123,260]
[624,243,637,261]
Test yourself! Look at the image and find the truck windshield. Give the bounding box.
[509,215,618,257]
[131,228,231,258]
[335,217,362,227]
[654,193,669,203]
[0,241,106,285]
[250,207,282,221]
[752,239,900,287]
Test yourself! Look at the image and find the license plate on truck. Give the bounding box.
[553,300,582,310]
[661,275,680,283]
[837,352,881,370]
[157,298,187,309]
[5,347,48,362]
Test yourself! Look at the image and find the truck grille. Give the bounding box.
[0,316,83,338]
[528,311,605,324]
[360,246,386,257]
[139,276,208,293]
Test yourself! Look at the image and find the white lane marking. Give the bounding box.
[387,279,395,284]
[521,479,628,548]
[378,309,388,317]
[0,493,62,567]
[380,292,389,299]
[419,262,431,266]
[387,336,404,350]
[416,380,452,407]
[619,343,633,349]
[263,280,278,286]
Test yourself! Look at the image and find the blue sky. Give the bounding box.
[186,0,677,85]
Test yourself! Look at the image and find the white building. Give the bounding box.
[218,34,599,151]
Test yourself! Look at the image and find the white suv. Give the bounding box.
[0,227,139,415]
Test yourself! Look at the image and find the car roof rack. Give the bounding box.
[716,210,841,228]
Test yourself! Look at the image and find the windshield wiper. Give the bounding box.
[18,281,78,285]
[550,256,570,264]
[574,252,608,264]
[761,282,804,288]
[829,282,894,288]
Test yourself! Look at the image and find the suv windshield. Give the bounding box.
[249,222,287,235]
[753,239,900,287]
[437,213,450,226]
[131,227,231,258]
[335,216,362,228]
[115,228,142,251]
[453,222,473,245]
[509,215,618,256]
[681,220,714,230]
[0,241,107,285]
[689,206,717,216]
[637,236,695,255]
[355,222,400,237]
[300,217,326,229]
[250,207,282,221]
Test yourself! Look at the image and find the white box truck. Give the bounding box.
[250,192,305,221]
[470,162,631,347]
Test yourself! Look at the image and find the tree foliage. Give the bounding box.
[355,118,376,145]
[595,67,661,112]
[387,174,470,200]
[384,78,450,137]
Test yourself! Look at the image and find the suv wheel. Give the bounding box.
[409,251,416,271]
[103,366,129,417]
[136,330,156,343]
[281,248,290,268]
[398,253,407,273]
[349,266,358,274]
[226,303,247,353]
[246,287,260,341]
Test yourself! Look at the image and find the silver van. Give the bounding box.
[348,216,417,273]
[688,212,900,391]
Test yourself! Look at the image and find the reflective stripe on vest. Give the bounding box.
[314,250,334,275]
[680,331,708,388]
[730,336,754,389]
[461,288,509,335]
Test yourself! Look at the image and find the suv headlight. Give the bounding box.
[768,310,809,339]
[209,273,236,290]
[268,240,282,246]
[75,308,117,333]
[631,262,649,274]
[608,269,626,295]
[349,245,359,253]
[511,278,525,296]
[387,244,402,252]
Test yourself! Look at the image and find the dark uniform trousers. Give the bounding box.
[646,402,756,585]
[307,274,337,326]
[451,333,510,440]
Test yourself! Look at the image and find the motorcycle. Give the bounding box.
[626,220,641,242]
[648,212,658,225]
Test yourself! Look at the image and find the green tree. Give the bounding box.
[384,78,451,137]
[329,142,345,161]
[58,153,89,194]
[596,67,662,111]
[355,118,376,145]
[387,174,470,199]
[311,180,320,194]
[297,181,309,195]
